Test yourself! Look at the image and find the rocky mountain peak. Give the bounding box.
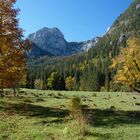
[28,27,99,57]
[28,27,65,41]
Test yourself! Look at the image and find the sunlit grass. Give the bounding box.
[0,89,140,140]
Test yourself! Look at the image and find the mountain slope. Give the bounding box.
[28,27,99,57]
[27,42,53,57]
[88,0,140,59]
[27,0,140,91]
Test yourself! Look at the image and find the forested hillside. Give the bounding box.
[27,0,140,92]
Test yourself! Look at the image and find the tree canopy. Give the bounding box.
[111,37,140,92]
[0,0,26,88]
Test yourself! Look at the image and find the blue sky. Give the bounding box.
[16,0,133,41]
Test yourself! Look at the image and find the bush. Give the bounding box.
[100,86,107,92]
[69,97,81,118]
[92,93,97,97]
[69,97,90,132]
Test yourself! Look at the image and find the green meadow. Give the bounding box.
[0,89,140,140]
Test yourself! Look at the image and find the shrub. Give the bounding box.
[92,93,97,97]
[34,79,43,95]
[70,97,86,128]
[100,86,107,92]
[69,97,81,118]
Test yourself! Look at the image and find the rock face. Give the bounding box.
[136,3,140,9]
[28,27,68,56]
[81,37,100,52]
[27,42,53,57]
[28,27,99,57]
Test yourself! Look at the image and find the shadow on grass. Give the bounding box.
[0,100,140,128]
[84,131,111,140]
[84,108,140,127]
[0,101,69,119]
[34,118,66,126]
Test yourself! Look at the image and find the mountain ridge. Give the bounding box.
[28,27,100,57]
[27,0,140,92]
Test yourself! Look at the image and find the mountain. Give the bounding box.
[86,0,140,60]
[27,42,53,57]
[27,0,140,92]
[28,27,99,57]
[81,37,100,52]
[105,0,140,45]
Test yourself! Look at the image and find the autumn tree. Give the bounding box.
[0,0,27,90]
[111,37,140,92]
[34,79,43,95]
[65,76,75,91]
[47,72,65,90]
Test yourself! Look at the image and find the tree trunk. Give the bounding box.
[16,85,20,96]
[0,89,4,97]
[13,88,16,96]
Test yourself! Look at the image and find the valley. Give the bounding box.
[0,89,140,140]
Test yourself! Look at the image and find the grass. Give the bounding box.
[0,89,140,140]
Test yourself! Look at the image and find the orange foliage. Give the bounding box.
[0,0,27,88]
[111,37,140,92]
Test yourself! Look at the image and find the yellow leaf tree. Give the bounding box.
[111,37,140,92]
[0,0,27,89]
[65,76,75,91]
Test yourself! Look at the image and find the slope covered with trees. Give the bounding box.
[27,0,140,92]
[111,37,140,92]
